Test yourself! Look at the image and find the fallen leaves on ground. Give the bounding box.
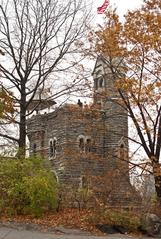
[0,209,103,235]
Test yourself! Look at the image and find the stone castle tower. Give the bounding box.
[27,56,138,206]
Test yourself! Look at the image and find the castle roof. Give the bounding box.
[27,87,56,111]
[27,99,56,111]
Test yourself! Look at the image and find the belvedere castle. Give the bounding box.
[27,56,138,206]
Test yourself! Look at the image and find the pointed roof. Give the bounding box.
[92,55,108,76]
[92,55,125,76]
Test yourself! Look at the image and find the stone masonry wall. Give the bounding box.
[27,56,140,207]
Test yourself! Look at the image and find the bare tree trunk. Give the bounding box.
[18,105,26,158]
[155,176,161,203]
[153,161,161,204]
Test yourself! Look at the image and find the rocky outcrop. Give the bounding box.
[142,213,161,237]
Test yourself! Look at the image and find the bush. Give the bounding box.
[0,156,58,216]
[85,208,142,232]
[106,210,141,232]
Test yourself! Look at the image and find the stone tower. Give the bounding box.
[92,56,128,168]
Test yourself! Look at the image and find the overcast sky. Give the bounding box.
[95,0,144,22]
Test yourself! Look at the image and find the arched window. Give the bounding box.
[118,137,127,161]
[79,137,85,152]
[120,144,125,160]
[53,138,57,157]
[78,135,92,153]
[85,138,91,152]
[49,138,57,158]
[95,79,98,90]
[99,77,104,88]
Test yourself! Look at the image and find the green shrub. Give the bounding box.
[0,156,58,216]
[85,208,141,232]
[106,210,141,232]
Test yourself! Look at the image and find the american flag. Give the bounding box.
[97,0,110,14]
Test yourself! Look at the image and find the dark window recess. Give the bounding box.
[79,138,85,152]
[120,144,125,159]
[49,139,57,158]
[53,139,57,157]
[99,78,103,88]
[49,141,54,157]
[33,143,37,154]
[86,138,91,152]
[95,79,98,90]
[41,140,44,148]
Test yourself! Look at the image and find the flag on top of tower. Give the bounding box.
[97,0,110,14]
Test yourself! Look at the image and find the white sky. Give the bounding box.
[95,0,144,22]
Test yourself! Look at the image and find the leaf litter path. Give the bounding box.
[0,209,156,239]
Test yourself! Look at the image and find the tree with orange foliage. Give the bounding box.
[0,88,14,119]
[0,49,15,143]
[93,0,161,203]
[0,87,16,143]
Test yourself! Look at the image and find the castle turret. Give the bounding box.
[92,55,128,170]
[91,56,141,206]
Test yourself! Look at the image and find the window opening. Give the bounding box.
[33,143,37,154]
[86,138,91,152]
[99,78,103,88]
[53,139,57,157]
[49,138,57,158]
[120,144,125,160]
[49,140,54,157]
[95,79,98,90]
[79,138,85,152]
[41,139,44,148]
